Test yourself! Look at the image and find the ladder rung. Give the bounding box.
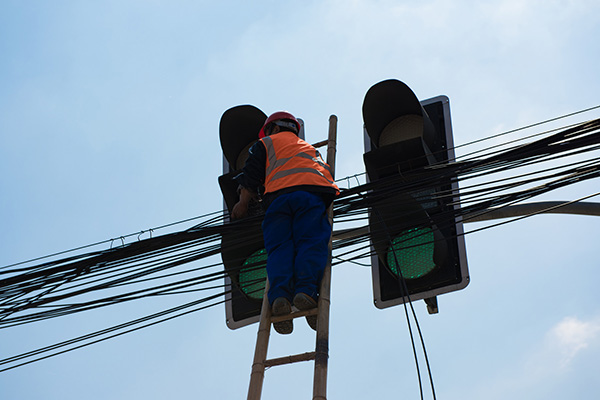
[269,308,318,323]
[311,139,328,148]
[264,351,316,368]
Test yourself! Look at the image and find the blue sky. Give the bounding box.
[1,1,599,399]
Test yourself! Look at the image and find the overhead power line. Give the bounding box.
[1,115,600,372]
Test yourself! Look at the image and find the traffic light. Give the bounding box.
[219,105,268,329]
[362,79,469,311]
[218,105,306,328]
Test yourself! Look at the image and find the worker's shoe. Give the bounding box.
[293,293,318,331]
[271,297,293,335]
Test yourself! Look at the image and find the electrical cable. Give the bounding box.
[1,112,600,374]
[368,194,436,400]
[0,210,225,270]
[452,105,600,153]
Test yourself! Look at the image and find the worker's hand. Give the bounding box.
[231,201,248,220]
[231,187,255,220]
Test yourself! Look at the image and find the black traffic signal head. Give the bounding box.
[217,105,307,328]
[362,79,468,310]
[218,105,268,329]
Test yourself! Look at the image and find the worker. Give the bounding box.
[231,111,339,334]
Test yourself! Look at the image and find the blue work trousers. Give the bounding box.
[262,191,332,305]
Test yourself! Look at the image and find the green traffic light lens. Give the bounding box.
[387,227,436,279]
[239,249,268,300]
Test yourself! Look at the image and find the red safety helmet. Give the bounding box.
[258,111,300,139]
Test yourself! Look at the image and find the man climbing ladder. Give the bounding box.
[231,111,339,335]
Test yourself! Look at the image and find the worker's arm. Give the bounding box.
[231,141,266,220]
[231,186,256,220]
[234,141,266,189]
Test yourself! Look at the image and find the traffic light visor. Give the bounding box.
[363,79,431,149]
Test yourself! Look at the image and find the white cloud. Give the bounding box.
[547,316,600,368]
[464,315,600,400]
[520,315,600,383]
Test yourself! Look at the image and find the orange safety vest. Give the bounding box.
[261,131,339,195]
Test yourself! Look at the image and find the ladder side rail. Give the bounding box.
[247,281,272,400]
[313,115,338,400]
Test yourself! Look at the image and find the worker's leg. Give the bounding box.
[262,194,295,305]
[290,191,331,301]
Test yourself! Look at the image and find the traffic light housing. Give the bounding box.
[362,79,469,311]
[218,105,306,328]
[219,105,268,329]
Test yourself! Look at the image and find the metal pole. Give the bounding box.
[247,281,271,400]
[464,201,600,222]
[313,115,338,400]
[331,201,600,241]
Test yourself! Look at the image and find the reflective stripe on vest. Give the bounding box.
[261,132,339,195]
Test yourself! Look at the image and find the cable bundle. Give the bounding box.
[1,111,599,376]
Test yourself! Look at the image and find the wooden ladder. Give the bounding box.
[246,116,338,400]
